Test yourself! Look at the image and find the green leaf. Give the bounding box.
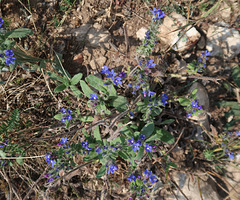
[54,113,62,121]
[135,147,144,160]
[178,97,191,106]
[83,152,98,161]
[109,84,117,96]
[118,151,128,160]
[136,179,142,186]
[96,165,106,178]
[70,85,83,97]
[156,128,174,144]
[110,96,128,112]
[80,80,94,98]
[48,72,65,82]
[0,150,6,158]
[54,84,67,93]
[16,158,24,165]
[86,75,108,93]
[145,133,159,142]
[140,122,154,138]
[158,119,175,125]
[232,66,240,88]
[70,73,83,85]
[94,126,102,142]
[191,88,198,95]
[79,115,94,122]
[6,28,33,38]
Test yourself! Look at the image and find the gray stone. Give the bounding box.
[136,27,148,41]
[157,12,201,52]
[206,22,240,60]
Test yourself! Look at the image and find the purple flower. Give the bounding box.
[60,118,65,123]
[143,90,147,97]
[96,148,103,154]
[106,69,117,79]
[187,113,192,118]
[101,65,109,73]
[140,134,145,140]
[145,143,152,152]
[47,178,53,182]
[44,174,49,178]
[6,56,15,66]
[128,138,135,145]
[90,93,98,101]
[108,164,118,174]
[191,101,199,108]
[145,30,150,39]
[136,140,142,146]
[150,8,165,21]
[149,175,157,183]
[114,77,122,86]
[146,59,156,68]
[132,143,140,152]
[5,49,14,57]
[144,169,152,178]
[127,174,136,182]
[119,72,126,78]
[59,137,67,145]
[0,18,4,27]
[67,109,72,114]
[60,108,67,113]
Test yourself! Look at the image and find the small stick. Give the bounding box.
[123,23,129,55]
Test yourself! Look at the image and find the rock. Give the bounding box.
[89,56,106,70]
[71,23,92,41]
[206,22,240,60]
[218,0,239,23]
[136,27,148,41]
[157,12,201,52]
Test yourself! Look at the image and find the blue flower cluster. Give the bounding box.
[0,18,4,28]
[197,50,211,70]
[106,164,118,174]
[150,8,165,21]
[101,65,123,87]
[161,93,168,106]
[0,140,9,148]
[187,99,203,118]
[4,49,15,66]
[128,135,153,153]
[225,148,235,161]
[81,141,92,154]
[60,108,72,123]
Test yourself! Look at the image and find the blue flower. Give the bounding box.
[187,113,192,118]
[114,77,122,86]
[101,65,109,73]
[50,160,56,167]
[136,140,142,146]
[65,115,71,121]
[139,60,144,65]
[150,8,165,21]
[108,164,118,174]
[145,143,152,152]
[228,152,234,161]
[47,178,53,182]
[106,69,117,79]
[5,49,14,57]
[228,132,233,136]
[191,101,199,108]
[145,30,150,39]
[45,154,51,162]
[60,108,66,113]
[143,90,147,97]
[146,59,156,68]
[90,93,98,101]
[202,50,210,60]
[129,111,134,118]
[161,93,168,106]
[59,137,67,145]
[0,18,4,27]
[140,134,145,140]
[144,169,152,178]
[128,138,135,145]
[132,143,140,152]
[135,85,140,89]
[60,118,65,123]
[67,109,72,114]
[81,141,88,148]
[149,175,157,183]
[96,148,103,154]
[127,174,136,182]
[148,90,155,97]
[6,56,15,66]
[236,131,240,136]
[128,83,132,87]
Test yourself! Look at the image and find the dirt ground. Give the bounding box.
[0,0,240,199]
